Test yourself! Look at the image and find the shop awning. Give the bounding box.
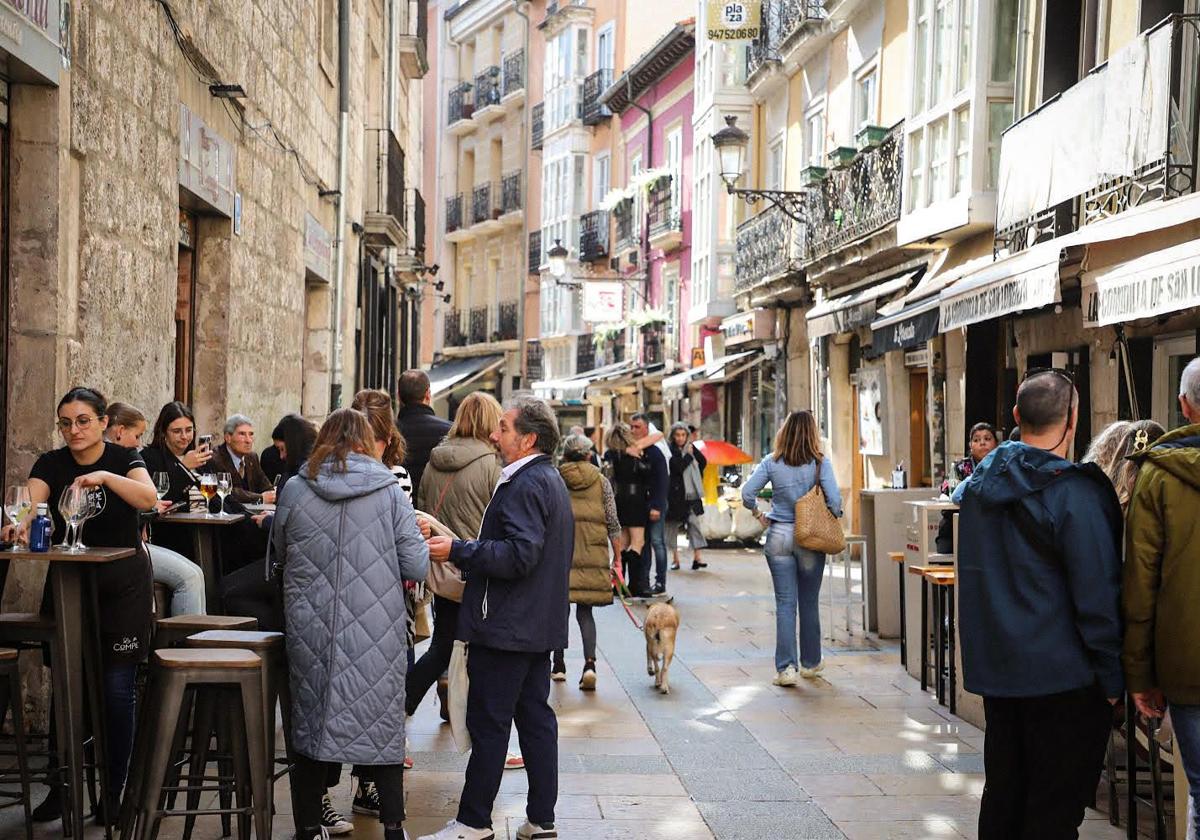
[428,354,505,398]
[662,350,760,398]
[1082,236,1200,327]
[805,274,914,338]
[533,360,636,402]
[870,298,941,354]
[937,244,1063,332]
[590,362,666,393]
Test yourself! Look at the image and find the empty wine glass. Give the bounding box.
[4,485,31,551]
[71,489,102,553]
[57,486,86,552]
[199,475,218,518]
[216,472,232,515]
[153,472,170,501]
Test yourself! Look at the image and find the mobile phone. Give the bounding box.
[199,434,213,449]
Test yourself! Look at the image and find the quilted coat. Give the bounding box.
[273,452,429,764]
[559,460,613,607]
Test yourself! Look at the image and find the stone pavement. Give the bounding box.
[2,546,1131,839]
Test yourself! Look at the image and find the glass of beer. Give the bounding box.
[199,475,218,518]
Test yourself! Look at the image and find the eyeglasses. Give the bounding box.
[57,416,99,432]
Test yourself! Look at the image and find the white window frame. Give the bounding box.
[662,262,680,361]
[594,151,611,207]
[767,132,784,191]
[853,60,879,136]
[804,100,825,169]
[596,22,615,72]
[630,150,644,235]
[544,25,587,132]
[666,125,684,218]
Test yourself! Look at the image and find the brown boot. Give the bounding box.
[437,676,450,722]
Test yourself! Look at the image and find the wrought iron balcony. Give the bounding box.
[579,210,610,262]
[496,301,519,341]
[409,189,426,255]
[501,172,522,215]
[398,0,429,79]
[528,229,543,273]
[502,50,525,98]
[531,102,544,150]
[614,197,636,250]
[363,129,407,248]
[447,82,474,126]
[640,322,664,367]
[576,336,596,373]
[474,67,502,112]
[735,204,807,293]
[648,176,682,251]
[469,306,488,344]
[444,309,466,347]
[526,339,544,381]
[746,0,824,83]
[471,182,499,225]
[806,121,902,264]
[582,69,613,125]
[995,13,1200,255]
[445,193,464,234]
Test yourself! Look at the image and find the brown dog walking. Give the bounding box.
[644,603,679,695]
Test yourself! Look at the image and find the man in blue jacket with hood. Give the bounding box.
[954,368,1122,840]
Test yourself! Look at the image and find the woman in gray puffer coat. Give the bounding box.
[274,408,429,840]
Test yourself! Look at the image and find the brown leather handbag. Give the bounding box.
[793,466,845,555]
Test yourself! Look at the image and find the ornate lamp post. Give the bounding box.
[711,115,809,224]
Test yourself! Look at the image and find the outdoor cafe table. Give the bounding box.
[6,547,133,840]
[153,510,246,614]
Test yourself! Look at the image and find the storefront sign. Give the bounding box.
[0,0,61,85]
[721,308,775,347]
[938,262,1060,332]
[705,0,761,41]
[871,306,939,355]
[857,365,888,456]
[304,213,333,284]
[583,281,623,324]
[179,104,236,219]
[691,346,705,368]
[807,274,912,339]
[1082,238,1200,328]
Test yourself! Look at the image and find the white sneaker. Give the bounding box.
[799,661,825,679]
[515,821,558,840]
[415,820,495,840]
[773,666,798,687]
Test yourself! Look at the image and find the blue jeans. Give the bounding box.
[764,522,825,671]
[644,515,668,589]
[149,543,206,615]
[1170,703,1200,837]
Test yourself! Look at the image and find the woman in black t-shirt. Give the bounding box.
[140,401,214,504]
[13,387,157,821]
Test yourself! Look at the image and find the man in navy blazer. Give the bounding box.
[424,394,573,840]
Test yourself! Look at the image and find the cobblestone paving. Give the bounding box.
[1,546,1131,839]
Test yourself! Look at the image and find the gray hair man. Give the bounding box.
[210,414,275,504]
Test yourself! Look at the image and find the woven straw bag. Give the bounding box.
[793,475,845,555]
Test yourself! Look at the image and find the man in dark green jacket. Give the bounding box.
[1123,356,1200,838]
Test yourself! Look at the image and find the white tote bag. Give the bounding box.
[448,640,471,754]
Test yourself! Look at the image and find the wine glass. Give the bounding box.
[153,472,170,502]
[4,485,31,552]
[57,486,85,552]
[199,475,218,518]
[71,490,101,553]
[216,472,232,516]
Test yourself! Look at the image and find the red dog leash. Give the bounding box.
[611,570,644,631]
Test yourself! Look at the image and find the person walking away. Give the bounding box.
[551,434,622,689]
[6,388,158,824]
[276,408,429,840]
[397,370,452,494]
[629,413,669,595]
[603,424,650,596]
[103,402,206,617]
[421,396,573,840]
[666,423,708,571]
[953,369,1123,840]
[411,393,503,721]
[740,411,841,686]
[1123,356,1200,838]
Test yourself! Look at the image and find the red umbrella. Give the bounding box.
[694,439,753,466]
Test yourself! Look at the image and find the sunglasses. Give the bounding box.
[1022,366,1074,385]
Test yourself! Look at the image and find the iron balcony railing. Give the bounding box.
[576,336,596,373]
[471,182,499,225]
[806,121,902,263]
[531,102,544,150]
[995,13,1200,255]
[496,301,519,341]
[366,129,406,227]
[526,339,544,381]
[579,210,610,262]
[444,309,466,347]
[735,204,807,293]
[502,50,525,98]
[648,176,681,238]
[469,306,488,344]
[746,0,824,82]
[448,82,474,125]
[474,66,501,110]
[528,229,543,272]
[501,172,522,215]
[614,197,636,250]
[410,189,426,254]
[582,69,614,125]
[445,193,464,234]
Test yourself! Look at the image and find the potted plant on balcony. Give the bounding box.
[855,124,889,150]
[799,164,827,186]
[827,146,857,168]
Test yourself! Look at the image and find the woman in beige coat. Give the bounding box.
[408,392,503,717]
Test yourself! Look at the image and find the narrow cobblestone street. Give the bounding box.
[2,545,1132,840]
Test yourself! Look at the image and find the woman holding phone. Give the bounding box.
[140,402,213,503]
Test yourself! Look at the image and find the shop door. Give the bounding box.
[1151,334,1197,430]
[909,369,931,487]
[175,211,198,403]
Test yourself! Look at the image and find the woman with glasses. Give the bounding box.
[2,387,158,824]
[140,401,213,504]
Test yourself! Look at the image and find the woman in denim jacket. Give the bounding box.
[741,410,842,686]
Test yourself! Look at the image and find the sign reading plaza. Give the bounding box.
[706,0,761,41]
[1082,238,1200,328]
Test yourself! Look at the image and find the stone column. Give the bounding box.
[191,216,233,437]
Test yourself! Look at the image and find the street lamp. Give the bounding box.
[710,115,810,224]
[547,239,571,282]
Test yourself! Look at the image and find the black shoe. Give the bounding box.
[32,787,62,823]
[650,584,666,596]
[551,653,566,682]
[579,660,597,691]
[692,559,708,570]
[352,780,381,817]
[93,794,122,827]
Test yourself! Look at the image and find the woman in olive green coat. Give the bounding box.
[552,434,622,690]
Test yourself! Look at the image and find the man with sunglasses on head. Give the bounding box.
[952,368,1123,840]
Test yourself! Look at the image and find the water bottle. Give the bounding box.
[29,503,52,553]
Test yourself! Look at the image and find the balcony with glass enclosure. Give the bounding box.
[473,66,504,124]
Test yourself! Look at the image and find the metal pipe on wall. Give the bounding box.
[331,0,352,409]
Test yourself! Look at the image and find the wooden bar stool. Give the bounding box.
[153,614,258,650]
[888,551,906,668]
[122,649,271,840]
[924,569,957,714]
[0,647,33,840]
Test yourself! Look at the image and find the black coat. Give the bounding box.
[397,404,452,495]
[451,455,574,653]
[667,444,707,522]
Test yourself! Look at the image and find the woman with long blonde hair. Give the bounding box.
[1083,419,1165,512]
[741,410,842,686]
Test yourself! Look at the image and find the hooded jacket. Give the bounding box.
[559,460,614,607]
[417,436,502,540]
[954,440,1124,699]
[273,452,429,764]
[1123,423,1200,703]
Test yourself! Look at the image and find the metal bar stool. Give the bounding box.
[888,552,907,668]
[907,565,934,692]
[122,648,271,840]
[925,569,957,714]
[0,647,33,839]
